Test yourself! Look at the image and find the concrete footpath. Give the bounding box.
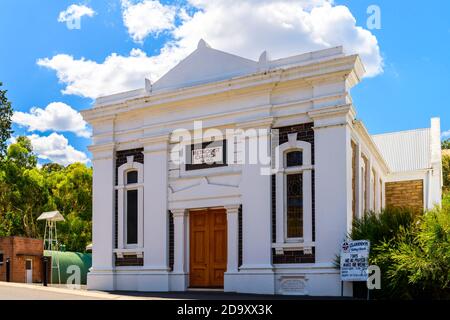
[0,281,345,300]
[0,281,155,300]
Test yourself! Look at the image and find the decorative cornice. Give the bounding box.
[236,117,275,130]
[140,134,170,153]
[308,104,354,121]
[81,55,362,123]
[88,142,115,154]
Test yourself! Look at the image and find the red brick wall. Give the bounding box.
[0,237,43,283]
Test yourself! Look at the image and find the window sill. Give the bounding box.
[272,242,315,255]
[113,248,144,258]
[115,183,144,190]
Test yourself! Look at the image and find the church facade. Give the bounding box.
[81,40,442,296]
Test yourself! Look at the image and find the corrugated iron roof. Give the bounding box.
[372,128,431,173]
[37,211,65,222]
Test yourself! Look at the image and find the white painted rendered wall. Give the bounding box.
[83,48,409,296]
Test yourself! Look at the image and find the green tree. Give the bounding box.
[46,163,92,251]
[7,136,37,168]
[0,137,92,251]
[442,139,450,150]
[443,154,450,194]
[375,197,450,299]
[0,140,51,238]
[0,82,13,159]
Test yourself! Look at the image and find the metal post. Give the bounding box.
[341,281,344,296]
[5,258,10,282]
[42,257,48,287]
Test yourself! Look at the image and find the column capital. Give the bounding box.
[89,142,115,160]
[171,208,188,218]
[141,134,169,153]
[236,117,274,131]
[224,204,240,214]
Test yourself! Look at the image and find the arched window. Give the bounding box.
[117,156,144,250]
[274,133,313,254]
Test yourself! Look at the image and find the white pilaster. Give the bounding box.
[225,205,240,273]
[237,120,274,294]
[142,136,170,271]
[355,143,362,219]
[310,105,354,296]
[170,208,188,291]
[367,158,374,212]
[87,143,116,291]
[224,204,240,292]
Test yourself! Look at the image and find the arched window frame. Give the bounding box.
[274,133,313,254]
[117,155,144,251]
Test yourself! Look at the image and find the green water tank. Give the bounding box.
[44,251,92,285]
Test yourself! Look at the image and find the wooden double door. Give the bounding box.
[189,208,227,288]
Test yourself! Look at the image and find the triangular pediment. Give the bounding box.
[153,39,258,92]
[169,177,240,202]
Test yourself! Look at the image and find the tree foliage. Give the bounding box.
[0,82,13,158]
[0,136,92,252]
[442,139,450,150]
[351,201,450,299]
[443,154,450,194]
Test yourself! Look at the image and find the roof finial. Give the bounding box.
[197,38,211,49]
[145,78,152,93]
[258,50,270,70]
[259,50,269,64]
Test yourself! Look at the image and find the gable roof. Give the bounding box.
[152,40,259,92]
[150,39,347,93]
[372,128,431,173]
[37,211,65,222]
[91,41,360,109]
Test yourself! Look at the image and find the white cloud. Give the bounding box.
[28,133,89,166]
[39,0,383,99]
[58,4,96,23]
[122,0,177,42]
[37,48,182,99]
[13,102,91,138]
[174,0,382,76]
[442,130,450,139]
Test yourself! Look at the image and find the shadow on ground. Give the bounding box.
[108,290,353,300]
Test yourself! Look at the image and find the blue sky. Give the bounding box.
[0,0,449,165]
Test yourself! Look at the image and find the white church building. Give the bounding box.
[81,40,443,296]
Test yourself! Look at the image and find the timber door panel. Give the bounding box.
[190,210,209,287]
[189,208,227,288]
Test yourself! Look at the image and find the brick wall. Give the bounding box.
[169,211,174,271]
[385,179,424,212]
[115,255,144,267]
[0,237,43,283]
[271,123,315,264]
[114,149,144,266]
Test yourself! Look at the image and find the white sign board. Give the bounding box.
[340,240,370,282]
[192,146,223,165]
